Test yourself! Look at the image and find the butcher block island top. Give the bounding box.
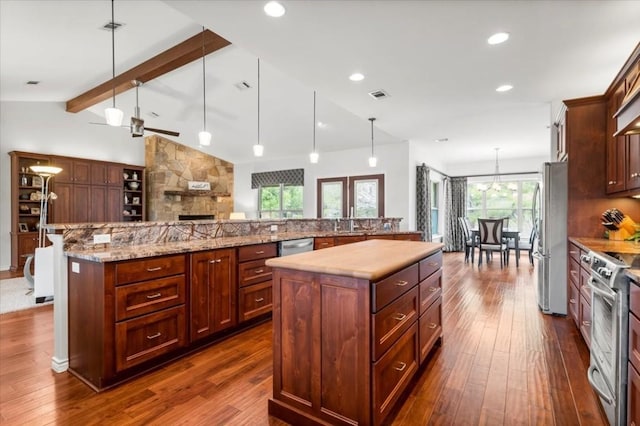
[266,239,443,281]
[268,239,444,426]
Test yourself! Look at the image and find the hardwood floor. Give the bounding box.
[0,252,607,425]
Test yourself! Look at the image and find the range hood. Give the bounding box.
[614,72,640,136]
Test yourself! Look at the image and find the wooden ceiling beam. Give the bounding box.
[65,29,231,113]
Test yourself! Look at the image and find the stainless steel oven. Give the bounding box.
[583,251,630,426]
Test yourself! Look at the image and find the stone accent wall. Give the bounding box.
[145,135,234,221]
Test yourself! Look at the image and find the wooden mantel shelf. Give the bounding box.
[164,190,230,197]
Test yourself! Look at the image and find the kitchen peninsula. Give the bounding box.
[266,239,443,426]
[44,218,422,390]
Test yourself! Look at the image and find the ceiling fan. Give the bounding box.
[91,80,180,138]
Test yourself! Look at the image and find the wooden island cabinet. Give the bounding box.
[266,239,443,426]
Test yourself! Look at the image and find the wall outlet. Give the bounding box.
[93,234,111,244]
[270,224,278,232]
[71,262,80,273]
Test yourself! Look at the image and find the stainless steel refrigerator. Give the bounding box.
[532,161,568,315]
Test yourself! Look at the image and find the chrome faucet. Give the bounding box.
[334,218,340,232]
[349,218,355,232]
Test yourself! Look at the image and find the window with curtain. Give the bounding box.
[467,179,537,234]
[252,169,304,218]
[317,174,384,218]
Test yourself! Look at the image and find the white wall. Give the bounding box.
[235,142,414,229]
[444,155,549,177]
[0,101,145,270]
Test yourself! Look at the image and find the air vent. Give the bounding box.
[368,89,390,100]
[234,81,251,90]
[26,81,40,85]
[148,111,160,118]
[101,21,124,31]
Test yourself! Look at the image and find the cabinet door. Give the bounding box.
[568,282,580,327]
[629,363,640,426]
[51,182,72,224]
[606,84,626,194]
[580,295,591,349]
[90,185,107,222]
[190,249,237,341]
[107,164,123,187]
[71,184,91,223]
[106,186,122,222]
[73,160,91,184]
[51,157,74,183]
[91,163,107,185]
[17,233,39,262]
[628,134,640,190]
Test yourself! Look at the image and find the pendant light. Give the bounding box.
[253,58,264,157]
[104,0,123,127]
[309,91,319,163]
[198,26,211,146]
[486,147,502,191]
[368,117,377,167]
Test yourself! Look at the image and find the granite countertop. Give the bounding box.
[266,239,443,281]
[65,230,422,263]
[569,237,640,282]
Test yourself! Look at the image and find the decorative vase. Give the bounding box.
[128,182,139,190]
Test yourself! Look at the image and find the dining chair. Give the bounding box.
[458,217,474,263]
[512,226,536,265]
[478,218,508,268]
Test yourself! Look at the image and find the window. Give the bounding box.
[467,179,538,235]
[259,184,303,218]
[317,174,384,218]
[431,181,439,236]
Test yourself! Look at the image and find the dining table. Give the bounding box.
[470,229,521,267]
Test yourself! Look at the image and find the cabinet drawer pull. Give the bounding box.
[255,250,265,254]
[428,323,437,329]
[209,259,221,263]
[254,269,264,274]
[428,262,439,267]
[393,313,407,321]
[146,332,161,340]
[146,266,162,272]
[146,293,162,299]
[255,297,265,303]
[429,287,438,292]
[569,298,577,304]
[321,242,330,246]
[394,362,407,372]
[582,320,591,327]
[569,251,578,255]
[395,280,408,287]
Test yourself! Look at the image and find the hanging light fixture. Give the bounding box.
[253,58,264,157]
[368,117,377,167]
[490,147,502,191]
[104,0,123,127]
[198,26,211,146]
[309,91,319,163]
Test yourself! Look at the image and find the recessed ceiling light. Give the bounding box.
[496,84,513,92]
[349,73,365,82]
[435,138,449,143]
[488,32,509,45]
[317,121,327,129]
[264,1,285,17]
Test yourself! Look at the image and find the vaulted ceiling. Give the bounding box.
[1,1,639,167]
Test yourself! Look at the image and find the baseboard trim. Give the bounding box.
[51,356,69,373]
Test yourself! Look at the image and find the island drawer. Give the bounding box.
[115,305,187,372]
[238,259,272,287]
[568,243,583,264]
[373,322,418,425]
[115,275,186,321]
[419,297,442,364]
[372,263,419,312]
[569,257,580,287]
[631,282,640,315]
[115,254,186,285]
[372,287,419,361]
[239,281,273,322]
[238,243,277,262]
[419,269,442,315]
[419,251,442,281]
[314,237,335,250]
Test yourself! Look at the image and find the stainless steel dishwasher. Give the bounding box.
[279,238,314,256]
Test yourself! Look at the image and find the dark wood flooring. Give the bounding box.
[0,252,606,425]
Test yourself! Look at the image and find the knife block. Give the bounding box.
[608,215,638,240]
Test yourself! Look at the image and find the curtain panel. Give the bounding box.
[443,176,467,252]
[251,168,304,189]
[416,164,432,242]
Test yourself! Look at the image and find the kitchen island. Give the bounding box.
[266,239,443,426]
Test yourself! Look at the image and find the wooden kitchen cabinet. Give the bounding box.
[629,278,640,426]
[122,166,145,221]
[91,162,122,186]
[190,248,237,341]
[53,156,91,184]
[237,243,277,322]
[67,254,188,390]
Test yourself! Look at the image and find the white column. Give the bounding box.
[47,233,68,372]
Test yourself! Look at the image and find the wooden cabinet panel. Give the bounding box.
[107,186,122,222]
[568,243,582,264]
[568,282,580,327]
[372,263,419,312]
[628,133,640,190]
[607,84,627,194]
[115,305,187,372]
[419,296,442,364]
[115,275,186,321]
[190,248,237,341]
[116,255,185,285]
[91,162,108,185]
[367,234,395,240]
[568,257,580,287]
[373,323,419,426]
[580,293,592,349]
[237,243,277,262]
[632,282,640,315]
[419,269,442,315]
[629,362,640,426]
[394,233,422,241]
[419,250,442,280]
[630,311,640,374]
[71,184,91,223]
[314,237,334,250]
[239,281,273,322]
[335,235,366,246]
[90,185,107,222]
[372,287,419,361]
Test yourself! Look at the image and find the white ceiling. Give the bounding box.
[1,1,639,167]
